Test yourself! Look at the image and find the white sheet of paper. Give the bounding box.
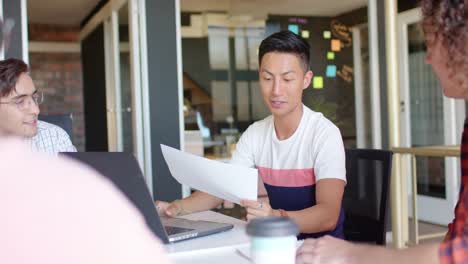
[160,144,258,204]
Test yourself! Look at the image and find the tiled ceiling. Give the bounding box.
[181,0,368,17]
[27,0,99,25]
[27,0,368,26]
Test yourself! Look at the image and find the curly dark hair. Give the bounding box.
[0,58,29,97]
[421,0,468,87]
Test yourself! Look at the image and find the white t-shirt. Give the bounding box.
[231,104,346,238]
[231,104,346,185]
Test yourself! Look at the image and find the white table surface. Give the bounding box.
[169,244,251,264]
[165,211,251,264]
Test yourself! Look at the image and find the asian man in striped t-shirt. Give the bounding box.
[157,30,347,240]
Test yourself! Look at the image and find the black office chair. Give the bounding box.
[343,148,393,245]
[38,113,74,141]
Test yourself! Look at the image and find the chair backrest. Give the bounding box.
[38,113,74,141]
[343,148,393,245]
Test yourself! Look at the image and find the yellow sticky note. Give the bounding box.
[331,39,341,52]
[301,30,310,39]
[313,76,324,89]
[327,52,335,60]
[323,31,331,39]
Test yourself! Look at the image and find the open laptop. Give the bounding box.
[62,152,233,243]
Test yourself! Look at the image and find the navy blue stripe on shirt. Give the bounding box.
[263,183,345,239]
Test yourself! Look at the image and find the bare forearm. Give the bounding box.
[179,191,224,214]
[351,243,439,264]
[286,204,339,233]
[286,179,345,234]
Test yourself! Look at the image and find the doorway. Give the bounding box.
[397,8,464,225]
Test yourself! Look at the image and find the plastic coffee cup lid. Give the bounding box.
[246,217,299,237]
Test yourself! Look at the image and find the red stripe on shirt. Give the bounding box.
[257,166,316,187]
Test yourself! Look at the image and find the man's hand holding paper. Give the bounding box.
[160,144,258,204]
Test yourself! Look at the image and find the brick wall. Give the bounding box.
[28,24,85,151]
[29,24,80,41]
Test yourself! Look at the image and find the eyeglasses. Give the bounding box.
[0,91,44,111]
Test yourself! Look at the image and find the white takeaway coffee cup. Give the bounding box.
[246,217,299,264]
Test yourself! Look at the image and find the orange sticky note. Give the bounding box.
[331,39,341,52]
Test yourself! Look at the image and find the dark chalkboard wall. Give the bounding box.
[267,8,368,146]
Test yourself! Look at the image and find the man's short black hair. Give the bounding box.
[258,30,310,72]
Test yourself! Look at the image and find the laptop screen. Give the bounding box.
[61,152,170,244]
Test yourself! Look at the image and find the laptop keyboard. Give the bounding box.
[164,225,195,236]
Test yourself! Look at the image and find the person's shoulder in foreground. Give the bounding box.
[296,0,467,263]
[31,120,76,154]
[0,139,170,264]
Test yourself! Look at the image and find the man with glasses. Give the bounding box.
[0,58,76,154]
